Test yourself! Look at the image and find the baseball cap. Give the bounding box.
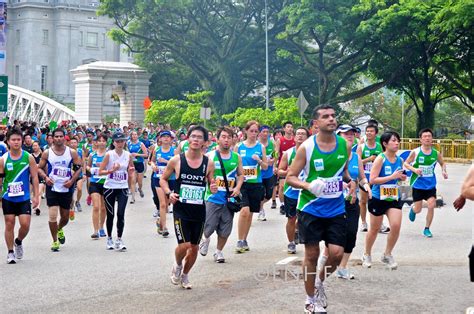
[336,124,357,134]
[160,130,172,138]
[112,132,127,141]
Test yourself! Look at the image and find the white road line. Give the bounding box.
[276,256,298,265]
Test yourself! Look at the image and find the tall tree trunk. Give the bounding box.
[417,99,435,133]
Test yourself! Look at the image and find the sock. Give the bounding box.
[182,273,188,280]
[216,249,222,254]
[8,249,14,254]
[306,295,315,303]
[289,241,295,245]
[424,227,429,230]
[15,238,22,246]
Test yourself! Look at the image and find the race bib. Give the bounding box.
[8,182,24,197]
[53,166,71,179]
[419,165,434,177]
[215,176,235,192]
[380,184,399,201]
[109,171,127,182]
[91,167,99,176]
[318,176,343,199]
[364,162,373,174]
[243,165,258,181]
[154,166,166,178]
[179,184,205,205]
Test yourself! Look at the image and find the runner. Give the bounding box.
[271,129,283,209]
[277,126,309,254]
[31,141,44,215]
[99,132,135,251]
[234,121,267,253]
[363,131,406,270]
[276,121,295,215]
[68,137,85,220]
[286,105,356,313]
[175,123,197,155]
[150,130,176,237]
[1,127,40,263]
[403,128,448,237]
[199,126,244,263]
[86,134,108,239]
[83,130,95,207]
[318,125,372,280]
[160,125,217,289]
[356,124,387,232]
[37,128,83,252]
[139,131,153,177]
[257,125,277,221]
[127,130,148,204]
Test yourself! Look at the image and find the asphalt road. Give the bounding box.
[0,164,473,313]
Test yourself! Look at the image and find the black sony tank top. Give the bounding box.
[173,153,208,222]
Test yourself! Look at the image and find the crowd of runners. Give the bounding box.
[1,105,472,313]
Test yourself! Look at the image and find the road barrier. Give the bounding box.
[400,138,473,163]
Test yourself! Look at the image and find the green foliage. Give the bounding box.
[222,97,302,127]
[445,133,464,140]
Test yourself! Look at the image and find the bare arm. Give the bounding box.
[461,165,474,200]
[160,155,179,195]
[437,151,448,179]
[278,151,289,177]
[286,145,310,190]
[403,150,422,175]
[29,155,40,209]
[233,155,245,195]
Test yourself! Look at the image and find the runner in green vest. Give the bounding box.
[286,105,356,313]
[403,128,448,237]
[257,125,277,221]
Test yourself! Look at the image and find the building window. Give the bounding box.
[86,32,98,47]
[16,29,20,45]
[14,65,19,85]
[41,66,47,92]
[42,29,49,45]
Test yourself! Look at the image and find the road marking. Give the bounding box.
[276,257,298,265]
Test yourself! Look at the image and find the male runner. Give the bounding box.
[258,125,277,221]
[160,126,217,289]
[276,121,295,215]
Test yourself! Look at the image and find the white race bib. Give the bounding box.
[419,165,434,177]
[318,176,343,199]
[179,184,205,205]
[8,182,24,197]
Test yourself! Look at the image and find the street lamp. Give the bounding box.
[265,0,269,110]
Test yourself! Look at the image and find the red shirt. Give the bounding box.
[278,136,295,162]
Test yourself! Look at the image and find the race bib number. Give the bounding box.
[53,166,71,178]
[91,167,99,176]
[364,162,373,174]
[109,171,127,182]
[8,182,24,197]
[179,184,205,205]
[319,176,343,199]
[380,184,399,201]
[419,165,434,177]
[243,166,258,181]
[215,176,235,192]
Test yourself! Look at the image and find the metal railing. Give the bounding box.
[401,138,473,162]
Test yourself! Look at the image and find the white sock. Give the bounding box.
[216,249,222,254]
[306,295,315,303]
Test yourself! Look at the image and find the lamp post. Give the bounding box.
[265,0,269,110]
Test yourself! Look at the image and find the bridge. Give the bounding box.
[5,84,76,126]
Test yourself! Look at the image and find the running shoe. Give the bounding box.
[317,254,328,273]
[86,195,92,206]
[15,243,24,259]
[408,206,416,222]
[157,226,163,235]
[139,188,144,198]
[315,282,327,308]
[7,252,16,264]
[336,268,355,280]
[170,264,182,285]
[51,241,60,252]
[130,196,135,204]
[294,231,299,245]
[153,209,159,218]
[162,228,169,237]
[279,204,285,215]
[34,208,41,216]
[69,210,75,221]
[57,229,66,244]
[106,238,114,250]
[181,274,192,289]
[362,254,372,268]
[287,242,296,254]
[199,237,210,256]
[75,201,82,212]
[99,229,106,237]
[91,233,99,239]
[214,251,225,263]
[257,210,267,221]
[360,222,368,232]
[304,301,326,313]
[242,240,250,251]
[115,238,127,251]
[235,240,245,254]
[381,254,398,270]
[379,223,390,233]
[41,193,45,199]
[423,228,433,238]
[271,200,277,209]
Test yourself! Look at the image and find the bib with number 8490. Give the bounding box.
[380,184,399,201]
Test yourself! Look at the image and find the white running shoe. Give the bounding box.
[379,223,391,233]
[214,251,225,263]
[106,238,114,250]
[304,301,327,313]
[257,210,266,221]
[153,209,159,218]
[199,237,210,256]
[7,252,16,264]
[115,238,127,251]
[381,254,398,270]
[362,254,372,268]
[315,282,327,308]
[181,274,192,289]
[170,264,182,285]
[15,243,24,260]
[336,268,355,280]
[360,222,368,232]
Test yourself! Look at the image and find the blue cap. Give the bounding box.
[336,124,357,134]
[259,125,271,132]
[160,131,172,137]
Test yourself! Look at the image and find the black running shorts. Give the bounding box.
[2,199,31,216]
[173,216,204,245]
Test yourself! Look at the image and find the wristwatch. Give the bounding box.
[165,191,171,196]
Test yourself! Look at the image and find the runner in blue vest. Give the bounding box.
[0,127,40,264]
